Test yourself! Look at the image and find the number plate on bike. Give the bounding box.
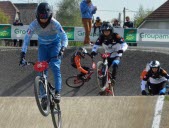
[34,61,48,72]
[101,53,111,58]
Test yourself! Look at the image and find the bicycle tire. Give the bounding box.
[34,76,50,116]
[51,102,62,128]
[66,76,84,88]
[105,83,115,96]
[97,61,108,91]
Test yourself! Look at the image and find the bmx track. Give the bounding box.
[0,46,169,128]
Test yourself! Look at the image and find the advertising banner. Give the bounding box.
[74,27,99,42]
[1,24,169,44]
[63,27,74,40]
[0,25,11,39]
[74,27,124,42]
[11,25,75,40]
[11,25,37,40]
[124,29,137,42]
[137,29,169,42]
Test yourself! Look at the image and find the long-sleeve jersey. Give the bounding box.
[21,18,68,53]
[71,52,88,74]
[92,33,128,58]
[141,68,169,91]
[80,0,96,19]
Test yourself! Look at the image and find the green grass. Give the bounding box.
[165,95,169,101]
[68,41,84,47]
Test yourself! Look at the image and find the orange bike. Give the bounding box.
[66,59,96,88]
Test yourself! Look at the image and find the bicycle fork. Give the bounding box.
[102,59,108,77]
[39,72,48,98]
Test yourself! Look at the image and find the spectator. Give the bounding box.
[93,16,102,35]
[112,19,121,28]
[123,16,134,28]
[13,19,23,47]
[80,0,97,45]
[13,19,23,26]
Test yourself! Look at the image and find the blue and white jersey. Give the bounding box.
[22,18,68,53]
[92,33,128,58]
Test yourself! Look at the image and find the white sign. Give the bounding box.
[11,25,38,40]
[74,27,124,42]
[137,29,169,42]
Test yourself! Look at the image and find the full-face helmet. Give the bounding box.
[78,47,87,58]
[36,2,53,28]
[100,21,113,35]
[149,60,160,72]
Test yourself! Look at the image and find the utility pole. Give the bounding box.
[123,7,126,25]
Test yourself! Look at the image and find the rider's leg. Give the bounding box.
[149,82,166,95]
[159,81,167,95]
[78,66,90,80]
[49,43,62,102]
[109,57,120,80]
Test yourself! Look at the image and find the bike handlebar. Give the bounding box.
[24,55,61,66]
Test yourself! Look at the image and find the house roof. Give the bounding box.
[0,1,19,24]
[145,0,169,20]
[14,3,38,25]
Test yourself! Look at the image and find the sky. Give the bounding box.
[3,0,168,23]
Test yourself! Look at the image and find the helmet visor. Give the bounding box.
[39,13,48,19]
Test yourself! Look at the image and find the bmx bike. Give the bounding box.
[66,58,96,88]
[96,52,115,96]
[24,56,62,128]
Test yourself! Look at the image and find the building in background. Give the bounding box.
[0,1,20,24]
[139,0,169,29]
[0,1,38,46]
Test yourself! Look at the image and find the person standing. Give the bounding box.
[13,19,23,47]
[93,16,102,35]
[112,19,121,28]
[123,16,134,28]
[80,0,97,45]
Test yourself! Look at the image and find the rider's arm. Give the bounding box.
[54,20,68,48]
[92,36,103,52]
[21,21,35,53]
[140,69,147,80]
[160,68,169,77]
[141,72,150,91]
[120,40,128,52]
[114,33,128,53]
[141,80,147,91]
[74,56,88,74]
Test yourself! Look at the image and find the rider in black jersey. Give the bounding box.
[91,21,128,82]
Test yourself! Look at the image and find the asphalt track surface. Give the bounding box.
[1,46,169,97]
[1,46,169,128]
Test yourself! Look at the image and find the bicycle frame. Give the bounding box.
[26,57,62,127]
[97,52,114,96]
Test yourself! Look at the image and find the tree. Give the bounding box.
[0,9,10,24]
[55,0,82,26]
[134,5,153,28]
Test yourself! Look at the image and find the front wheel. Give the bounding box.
[66,76,84,88]
[105,83,115,96]
[97,61,108,91]
[51,102,62,128]
[34,76,50,116]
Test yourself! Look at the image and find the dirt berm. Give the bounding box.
[0,96,169,128]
